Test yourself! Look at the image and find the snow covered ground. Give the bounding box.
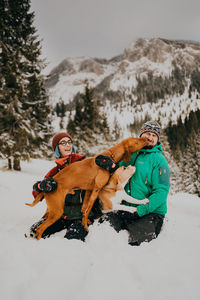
[0,159,200,300]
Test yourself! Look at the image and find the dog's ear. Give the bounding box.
[110,172,119,185]
[123,144,131,162]
[111,173,123,191]
[109,171,120,189]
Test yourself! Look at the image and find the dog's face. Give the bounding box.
[114,165,136,185]
[123,137,148,162]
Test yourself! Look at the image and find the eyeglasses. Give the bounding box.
[58,140,72,146]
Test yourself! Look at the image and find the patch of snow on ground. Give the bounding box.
[0,159,200,300]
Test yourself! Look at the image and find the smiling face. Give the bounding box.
[141,131,158,147]
[58,137,73,157]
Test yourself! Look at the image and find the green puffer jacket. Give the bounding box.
[119,143,170,217]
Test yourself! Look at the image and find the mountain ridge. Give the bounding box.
[45,37,200,135]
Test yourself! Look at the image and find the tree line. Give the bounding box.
[67,81,110,154]
[165,109,200,156]
[0,0,111,168]
[165,109,200,195]
[0,0,52,170]
[134,64,200,104]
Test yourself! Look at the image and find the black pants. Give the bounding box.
[99,211,164,246]
[29,217,89,241]
[27,198,102,242]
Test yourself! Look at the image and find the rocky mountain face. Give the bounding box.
[45,38,200,136]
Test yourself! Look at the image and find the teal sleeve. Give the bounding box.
[137,163,170,217]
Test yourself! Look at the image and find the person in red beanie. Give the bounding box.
[27,132,102,241]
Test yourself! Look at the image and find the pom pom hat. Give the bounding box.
[139,121,161,140]
[52,132,72,151]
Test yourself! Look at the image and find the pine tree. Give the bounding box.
[165,109,200,195]
[80,81,97,131]
[0,0,52,170]
[67,81,110,154]
[178,130,200,195]
[55,98,66,117]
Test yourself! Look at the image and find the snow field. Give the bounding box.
[0,159,200,300]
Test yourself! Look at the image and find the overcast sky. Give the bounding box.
[31,0,200,74]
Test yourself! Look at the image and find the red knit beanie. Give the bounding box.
[52,132,73,151]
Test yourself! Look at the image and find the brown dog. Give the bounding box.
[99,165,149,212]
[26,137,148,239]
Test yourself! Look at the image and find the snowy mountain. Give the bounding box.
[43,38,200,196]
[0,158,200,300]
[46,38,200,135]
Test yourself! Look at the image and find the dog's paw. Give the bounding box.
[24,230,37,239]
[124,206,137,213]
[140,198,149,205]
[82,221,89,232]
[130,207,137,213]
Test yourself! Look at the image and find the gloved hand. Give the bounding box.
[33,178,58,193]
[33,181,42,193]
[95,155,119,173]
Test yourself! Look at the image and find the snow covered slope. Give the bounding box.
[0,159,200,300]
[46,38,200,135]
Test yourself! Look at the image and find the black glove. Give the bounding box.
[33,178,58,193]
[39,177,58,192]
[95,155,119,173]
[33,181,42,193]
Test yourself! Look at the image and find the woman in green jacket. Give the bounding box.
[100,121,170,246]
